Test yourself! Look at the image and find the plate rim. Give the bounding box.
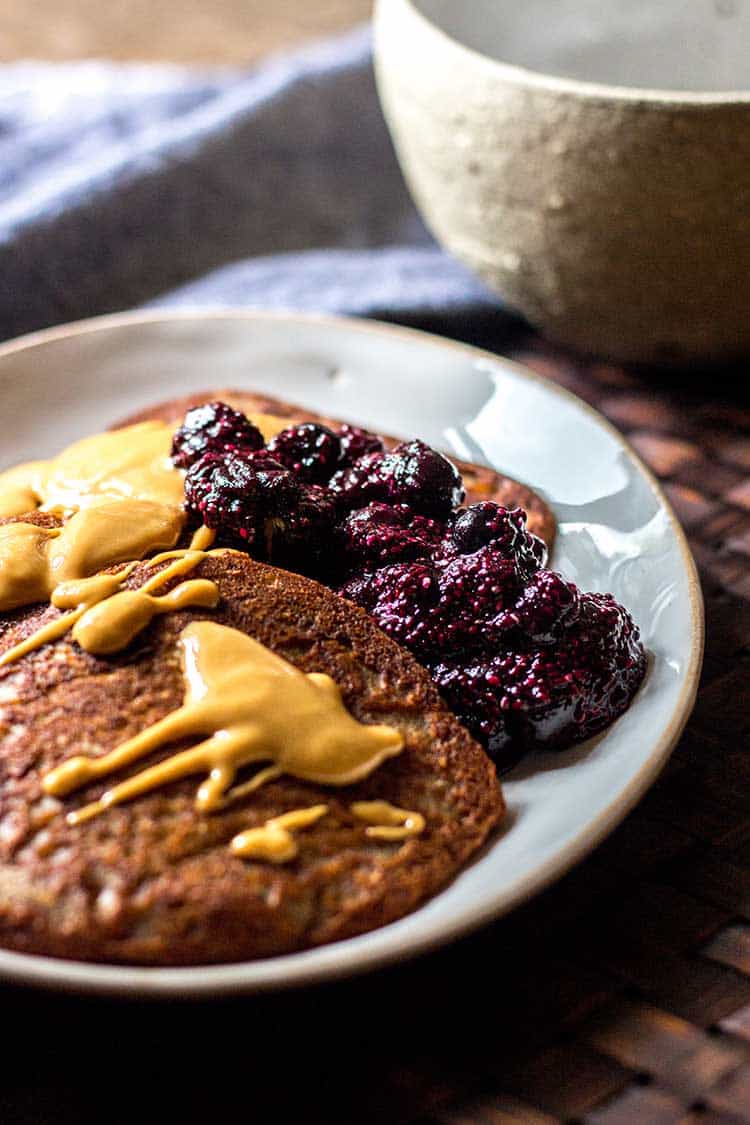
[0,308,704,997]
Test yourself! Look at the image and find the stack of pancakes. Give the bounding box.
[0,393,556,965]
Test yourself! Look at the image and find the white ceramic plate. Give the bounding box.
[0,310,702,996]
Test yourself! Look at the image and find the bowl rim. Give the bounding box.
[0,307,705,996]
[381,0,750,106]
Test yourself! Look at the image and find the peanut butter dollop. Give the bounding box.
[0,423,228,664]
[0,422,183,517]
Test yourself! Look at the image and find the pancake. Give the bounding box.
[0,539,503,965]
[119,388,556,547]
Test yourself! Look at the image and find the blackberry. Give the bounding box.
[264,483,338,573]
[330,439,464,517]
[339,562,440,654]
[184,452,271,542]
[267,423,341,483]
[171,401,264,469]
[429,657,519,768]
[340,545,520,661]
[431,547,522,652]
[337,424,385,466]
[497,570,580,643]
[183,450,335,574]
[451,503,547,572]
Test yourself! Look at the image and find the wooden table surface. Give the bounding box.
[1,7,750,1123]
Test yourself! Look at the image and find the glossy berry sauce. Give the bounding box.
[178,404,647,769]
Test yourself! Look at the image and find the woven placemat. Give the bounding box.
[0,332,748,1125]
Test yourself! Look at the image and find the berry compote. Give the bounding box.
[177,401,647,768]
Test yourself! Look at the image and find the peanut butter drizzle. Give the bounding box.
[0,412,289,647]
[2,412,423,863]
[72,578,220,655]
[230,805,329,862]
[43,621,404,834]
[350,800,426,841]
[0,462,48,519]
[0,501,183,614]
[0,518,224,665]
[67,527,228,656]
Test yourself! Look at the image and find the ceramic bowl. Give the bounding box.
[374,0,750,364]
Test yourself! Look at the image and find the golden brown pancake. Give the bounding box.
[0,538,503,965]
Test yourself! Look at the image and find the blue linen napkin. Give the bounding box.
[0,26,515,343]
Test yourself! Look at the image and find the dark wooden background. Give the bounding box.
[1,5,749,1121]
